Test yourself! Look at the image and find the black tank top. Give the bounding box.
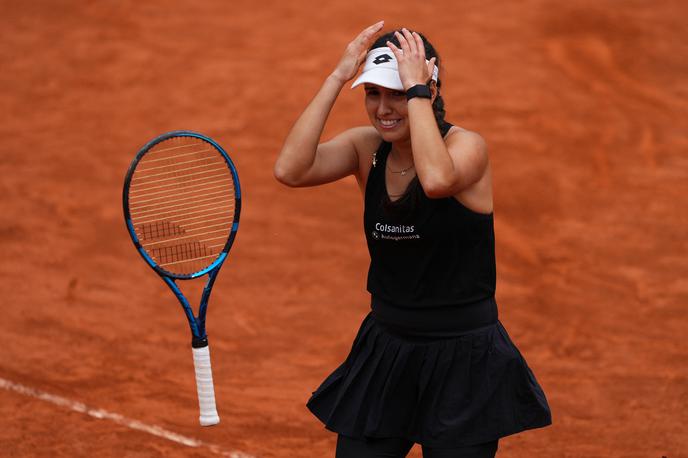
[363,123,498,335]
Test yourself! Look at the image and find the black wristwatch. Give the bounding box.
[406,84,432,101]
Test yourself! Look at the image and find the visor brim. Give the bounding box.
[351,67,404,91]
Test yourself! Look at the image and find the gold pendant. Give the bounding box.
[401,170,407,176]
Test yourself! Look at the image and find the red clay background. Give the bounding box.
[1,1,686,457]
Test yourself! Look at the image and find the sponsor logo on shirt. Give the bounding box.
[372,222,420,241]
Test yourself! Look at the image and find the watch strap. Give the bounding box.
[406,84,432,101]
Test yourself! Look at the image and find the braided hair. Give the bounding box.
[369,31,449,219]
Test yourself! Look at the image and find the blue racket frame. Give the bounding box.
[123,130,241,345]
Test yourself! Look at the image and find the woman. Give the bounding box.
[274,22,552,458]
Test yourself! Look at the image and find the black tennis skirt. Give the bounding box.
[306,311,552,447]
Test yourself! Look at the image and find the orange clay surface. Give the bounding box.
[1,1,686,457]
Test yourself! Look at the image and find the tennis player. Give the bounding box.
[274,22,552,458]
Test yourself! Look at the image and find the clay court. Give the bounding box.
[1,0,686,456]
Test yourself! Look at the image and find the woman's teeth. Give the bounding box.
[379,119,400,128]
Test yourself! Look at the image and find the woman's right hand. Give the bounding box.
[330,21,384,84]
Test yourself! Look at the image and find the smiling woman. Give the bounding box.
[362,81,413,140]
[273,22,552,458]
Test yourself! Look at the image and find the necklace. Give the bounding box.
[386,162,415,176]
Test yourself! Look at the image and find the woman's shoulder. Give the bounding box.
[445,124,485,141]
[341,126,383,192]
[346,125,382,147]
[444,125,488,153]
[342,126,384,161]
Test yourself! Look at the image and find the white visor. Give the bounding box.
[351,47,439,91]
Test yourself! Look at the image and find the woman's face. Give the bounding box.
[364,84,410,142]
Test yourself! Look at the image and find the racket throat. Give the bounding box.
[192,335,209,348]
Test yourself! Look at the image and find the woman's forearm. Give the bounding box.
[274,21,384,186]
[274,74,346,184]
[407,98,455,195]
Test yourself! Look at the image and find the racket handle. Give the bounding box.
[191,344,220,426]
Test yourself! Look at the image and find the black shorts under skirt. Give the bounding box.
[306,312,552,447]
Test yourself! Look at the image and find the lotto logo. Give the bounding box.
[373,54,393,65]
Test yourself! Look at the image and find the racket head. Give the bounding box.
[123,131,241,280]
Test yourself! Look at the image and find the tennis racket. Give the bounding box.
[122,130,241,426]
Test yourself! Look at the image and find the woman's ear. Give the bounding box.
[429,80,438,103]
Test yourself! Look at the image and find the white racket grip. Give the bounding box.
[192,345,220,426]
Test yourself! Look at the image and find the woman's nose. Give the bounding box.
[377,95,392,115]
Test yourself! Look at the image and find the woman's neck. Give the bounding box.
[389,138,414,166]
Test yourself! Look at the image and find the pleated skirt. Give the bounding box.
[306,312,552,447]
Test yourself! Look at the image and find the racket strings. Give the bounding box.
[128,136,236,276]
[130,181,234,208]
[131,192,230,216]
[139,220,185,241]
[133,199,234,223]
[130,164,227,186]
[151,241,214,267]
[128,172,230,196]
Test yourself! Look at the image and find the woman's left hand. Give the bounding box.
[387,29,436,91]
